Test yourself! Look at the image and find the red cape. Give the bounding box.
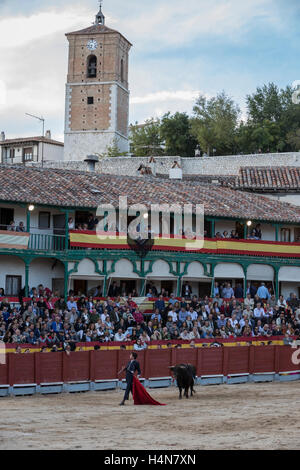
[132,376,166,406]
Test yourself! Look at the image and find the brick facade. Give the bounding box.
[64,24,131,161]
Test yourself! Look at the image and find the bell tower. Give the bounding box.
[64,2,132,161]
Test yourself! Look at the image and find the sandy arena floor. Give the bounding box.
[0,381,299,450]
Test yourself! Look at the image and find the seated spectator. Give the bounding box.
[16,221,25,232]
[133,338,147,351]
[8,221,16,231]
[277,295,287,309]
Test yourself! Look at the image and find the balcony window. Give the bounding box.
[23,147,33,162]
[39,211,51,230]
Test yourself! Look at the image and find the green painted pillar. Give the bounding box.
[65,210,69,250]
[243,266,247,298]
[103,276,108,297]
[211,220,215,238]
[25,261,30,297]
[243,223,248,240]
[275,267,279,299]
[275,224,280,242]
[64,262,69,301]
[177,276,182,297]
[210,263,216,297]
[26,209,31,233]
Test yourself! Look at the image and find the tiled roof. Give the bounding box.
[0,165,299,223]
[66,24,132,45]
[0,137,64,147]
[234,167,300,192]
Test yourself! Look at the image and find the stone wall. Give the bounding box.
[26,151,300,177]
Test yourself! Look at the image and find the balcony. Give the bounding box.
[69,230,300,259]
[0,230,300,259]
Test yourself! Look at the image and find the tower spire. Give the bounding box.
[95,0,105,25]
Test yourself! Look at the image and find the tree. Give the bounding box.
[160,112,198,157]
[246,83,285,124]
[287,128,300,151]
[99,138,128,158]
[191,91,240,155]
[129,119,164,157]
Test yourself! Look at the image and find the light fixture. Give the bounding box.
[143,213,149,219]
[28,205,35,212]
[247,220,252,227]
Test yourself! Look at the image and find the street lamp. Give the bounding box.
[25,113,45,167]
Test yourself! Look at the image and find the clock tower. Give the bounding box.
[64,2,132,161]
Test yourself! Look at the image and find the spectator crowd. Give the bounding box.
[0,281,299,352]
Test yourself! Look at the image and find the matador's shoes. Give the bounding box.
[119,401,125,406]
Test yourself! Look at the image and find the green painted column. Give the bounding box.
[243,266,247,298]
[275,267,279,299]
[275,224,280,242]
[177,276,182,297]
[210,263,216,297]
[64,262,69,301]
[25,261,30,297]
[243,224,248,239]
[65,210,69,251]
[26,209,31,233]
[103,276,108,297]
[211,220,215,238]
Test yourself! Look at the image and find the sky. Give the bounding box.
[0,0,300,141]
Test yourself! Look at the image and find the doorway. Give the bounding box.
[0,208,14,230]
[73,279,88,296]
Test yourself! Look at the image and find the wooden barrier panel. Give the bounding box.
[173,348,198,370]
[37,352,63,384]
[93,350,119,380]
[198,348,223,376]
[145,349,173,378]
[253,346,276,373]
[9,353,35,385]
[227,347,250,375]
[63,352,90,382]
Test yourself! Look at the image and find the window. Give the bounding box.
[281,228,291,242]
[5,275,21,296]
[39,211,51,230]
[87,55,97,78]
[87,97,94,105]
[23,147,33,162]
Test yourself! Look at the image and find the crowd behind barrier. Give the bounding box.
[1,281,299,355]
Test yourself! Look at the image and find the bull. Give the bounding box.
[169,364,196,399]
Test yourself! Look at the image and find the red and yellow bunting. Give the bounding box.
[70,231,300,258]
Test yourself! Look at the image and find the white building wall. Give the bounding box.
[29,259,64,291]
[38,142,64,162]
[0,256,25,291]
[64,131,128,161]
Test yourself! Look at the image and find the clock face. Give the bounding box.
[87,39,98,51]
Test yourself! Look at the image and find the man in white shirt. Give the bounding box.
[253,303,265,322]
[168,309,178,322]
[114,329,126,342]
